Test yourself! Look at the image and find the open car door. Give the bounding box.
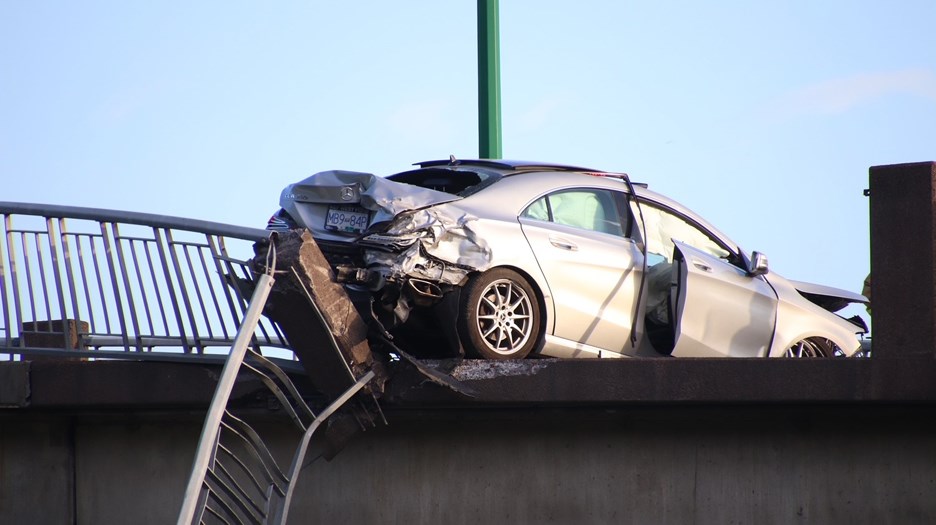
[671,242,778,357]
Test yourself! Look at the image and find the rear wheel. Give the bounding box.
[785,337,841,358]
[459,268,541,359]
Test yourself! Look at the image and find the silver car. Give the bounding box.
[267,158,868,360]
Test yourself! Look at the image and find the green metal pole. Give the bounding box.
[478,0,502,159]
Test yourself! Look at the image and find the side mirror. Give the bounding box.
[749,251,769,276]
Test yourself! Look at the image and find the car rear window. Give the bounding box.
[386,168,502,197]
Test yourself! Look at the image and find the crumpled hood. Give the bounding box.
[279,170,462,226]
[789,279,868,313]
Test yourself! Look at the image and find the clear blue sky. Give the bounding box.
[3,2,935,327]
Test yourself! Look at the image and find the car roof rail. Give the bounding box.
[416,157,602,172]
[414,157,648,187]
[580,171,649,187]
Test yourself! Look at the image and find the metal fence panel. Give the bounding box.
[0,202,290,361]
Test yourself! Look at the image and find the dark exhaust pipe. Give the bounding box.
[407,279,443,306]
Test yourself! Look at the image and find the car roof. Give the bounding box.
[403,159,742,254]
[415,158,604,173]
[468,168,742,254]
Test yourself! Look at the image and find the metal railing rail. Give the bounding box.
[0,202,290,361]
[177,245,380,524]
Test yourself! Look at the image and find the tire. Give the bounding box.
[458,268,541,360]
[785,337,842,358]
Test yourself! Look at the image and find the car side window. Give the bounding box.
[635,201,731,265]
[522,189,625,236]
[522,196,550,221]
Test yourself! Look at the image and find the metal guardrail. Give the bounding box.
[1,202,387,524]
[0,202,290,361]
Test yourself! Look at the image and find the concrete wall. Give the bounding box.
[0,419,75,524]
[3,407,935,524]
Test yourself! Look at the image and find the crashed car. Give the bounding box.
[267,158,868,360]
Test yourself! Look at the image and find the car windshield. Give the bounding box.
[386,168,502,197]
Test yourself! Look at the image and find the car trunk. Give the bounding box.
[278,170,463,242]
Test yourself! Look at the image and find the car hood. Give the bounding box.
[279,170,462,225]
[788,279,868,313]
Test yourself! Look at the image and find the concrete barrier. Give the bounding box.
[3,406,936,524]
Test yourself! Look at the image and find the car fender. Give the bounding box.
[460,216,557,338]
[766,273,864,357]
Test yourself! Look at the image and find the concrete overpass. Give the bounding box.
[3,162,936,524]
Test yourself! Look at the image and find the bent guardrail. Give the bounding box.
[0,202,290,361]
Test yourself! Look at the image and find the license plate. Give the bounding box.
[325,205,370,234]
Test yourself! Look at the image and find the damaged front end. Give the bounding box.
[269,170,494,356]
[790,279,870,334]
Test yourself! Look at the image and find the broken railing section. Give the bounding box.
[248,229,385,400]
[247,230,475,402]
[179,243,383,525]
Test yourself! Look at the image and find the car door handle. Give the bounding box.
[691,258,712,272]
[549,237,578,251]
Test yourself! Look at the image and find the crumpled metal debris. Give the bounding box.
[281,170,459,226]
[363,204,493,286]
[281,171,494,287]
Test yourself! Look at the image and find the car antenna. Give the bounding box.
[448,154,459,166]
[621,173,648,348]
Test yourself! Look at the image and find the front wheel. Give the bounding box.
[785,337,843,358]
[458,268,541,360]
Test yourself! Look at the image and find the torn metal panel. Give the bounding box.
[384,344,476,397]
[279,170,492,290]
[789,279,869,313]
[362,204,491,286]
[280,170,492,270]
[280,170,461,230]
[363,245,471,287]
